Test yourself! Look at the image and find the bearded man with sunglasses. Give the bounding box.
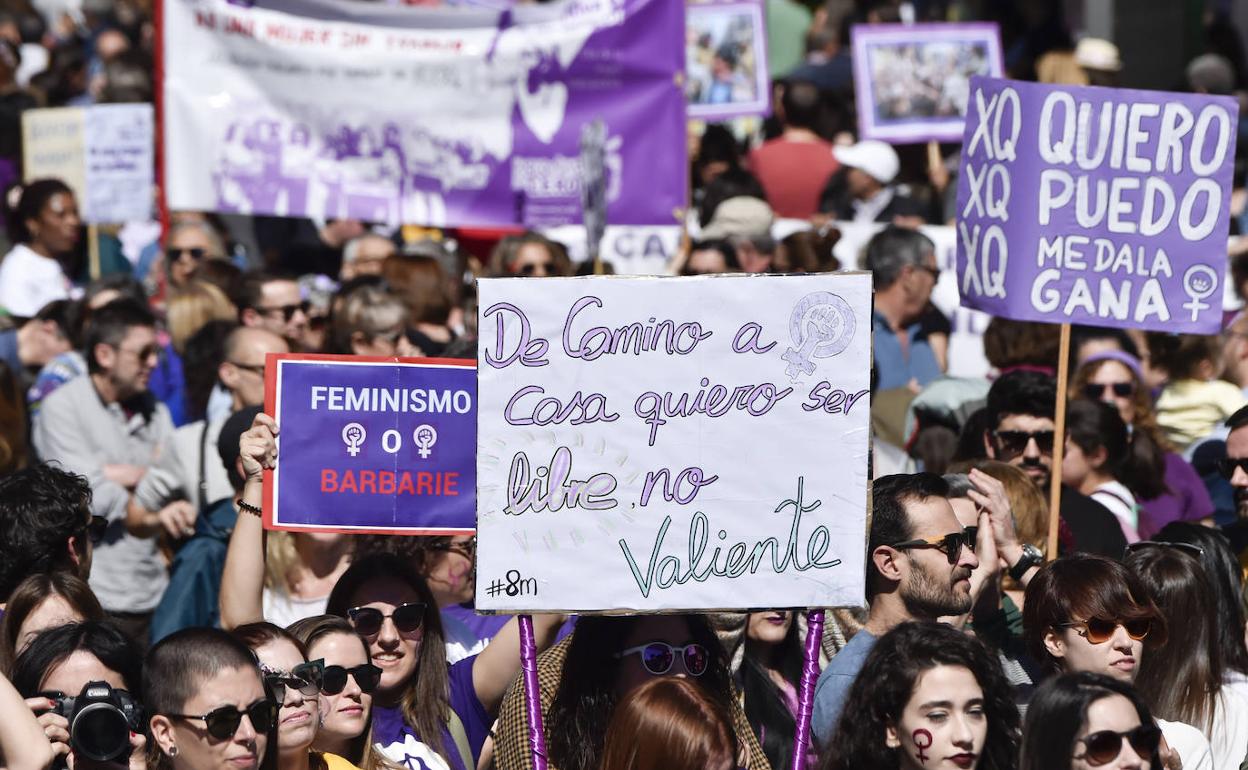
[32,298,176,648]
[982,370,1127,559]
[812,472,979,745]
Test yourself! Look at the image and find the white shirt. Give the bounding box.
[1158,719,1214,770]
[1090,480,1141,543]
[0,243,70,317]
[262,588,329,629]
[1209,689,1248,770]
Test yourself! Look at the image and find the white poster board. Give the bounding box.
[22,104,154,223]
[475,273,871,612]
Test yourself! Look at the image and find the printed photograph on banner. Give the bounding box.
[161,0,686,228]
[263,353,476,534]
[474,273,872,613]
[955,75,1238,334]
[851,23,1003,144]
[686,0,771,121]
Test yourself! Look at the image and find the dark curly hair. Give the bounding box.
[820,622,1020,770]
[0,463,92,603]
[547,615,734,770]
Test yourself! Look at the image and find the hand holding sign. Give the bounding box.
[240,412,279,483]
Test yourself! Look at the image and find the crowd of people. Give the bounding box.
[0,1,1247,770]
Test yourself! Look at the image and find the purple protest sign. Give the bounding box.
[162,0,687,228]
[956,76,1239,334]
[263,354,476,534]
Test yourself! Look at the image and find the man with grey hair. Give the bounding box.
[339,233,395,281]
[864,225,942,391]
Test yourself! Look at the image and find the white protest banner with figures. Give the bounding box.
[956,76,1238,333]
[475,274,871,612]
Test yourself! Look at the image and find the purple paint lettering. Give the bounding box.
[504,385,619,427]
[505,446,618,516]
[634,379,792,446]
[482,302,550,369]
[731,322,777,354]
[562,295,713,361]
[639,466,719,506]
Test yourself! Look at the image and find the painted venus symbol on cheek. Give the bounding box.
[912,729,933,764]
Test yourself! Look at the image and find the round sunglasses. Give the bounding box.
[1074,724,1160,766]
[261,659,323,702]
[614,642,710,677]
[321,663,383,695]
[167,699,278,741]
[1056,617,1152,644]
[347,603,426,638]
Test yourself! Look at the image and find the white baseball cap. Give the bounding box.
[833,140,900,185]
[1075,38,1122,72]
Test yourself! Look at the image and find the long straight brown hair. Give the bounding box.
[599,677,737,770]
[325,553,451,768]
[1127,546,1224,732]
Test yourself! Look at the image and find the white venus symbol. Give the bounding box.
[414,425,438,459]
[342,423,366,457]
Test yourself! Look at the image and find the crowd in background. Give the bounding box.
[0,1,1248,770]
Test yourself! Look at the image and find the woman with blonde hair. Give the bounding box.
[1069,350,1214,537]
[167,280,237,355]
[327,284,415,357]
[600,677,738,770]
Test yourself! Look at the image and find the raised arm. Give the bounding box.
[218,413,279,629]
[472,613,566,715]
[1,674,54,770]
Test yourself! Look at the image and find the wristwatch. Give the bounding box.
[1008,544,1044,582]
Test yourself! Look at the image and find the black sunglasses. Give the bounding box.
[889,531,976,565]
[85,514,108,544]
[1125,540,1204,558]
[257,301,310,322]
[347,603,426,638]
[167,699,277,740]
[1075,724,1160,766]
[516,262,551,276]
[166,247,207,261]
[992,429,1055,459]
[321,663,382,695]
[1083,382,1135,399]
[1218,457,1248,480]
[261,659,323,702]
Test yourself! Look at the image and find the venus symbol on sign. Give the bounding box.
[342,423,366,457]
[414,425,438,459]
[782,292,856,380]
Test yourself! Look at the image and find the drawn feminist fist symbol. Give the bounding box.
[782,292,856,380]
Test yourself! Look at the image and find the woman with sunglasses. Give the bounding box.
[1061,399,1143,543]
[495,614,768,770]
[1024,554,1212,770]
[1021,672,1163,770]
[1069,351,1214,538]
[1125,544,1248,769]
[821,621,1018,770]
[232,622,358,770]
[147,627,278,770]
[288,615,380,765]
[163,219,229,292]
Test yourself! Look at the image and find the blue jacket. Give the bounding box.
[149,497,238,645]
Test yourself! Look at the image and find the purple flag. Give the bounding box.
[956,76,1239,333]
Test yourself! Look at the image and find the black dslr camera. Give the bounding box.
[41,681,144,763]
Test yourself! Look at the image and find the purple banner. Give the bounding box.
[265,355,476,534]
[956,76,1239,333]
[163,0,688,228]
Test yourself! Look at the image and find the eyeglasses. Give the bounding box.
[85,514,108,544]
[889,531,976,565]
[227,360,266,376]
[1055,617,1152,644]
[347,603,426,638]
[919,264,940,280]
[1217,457,1248,480]
[1124,541,1204,558]
[166,247,207,261]
[1083,382,1135,399]
[615,642,710,677]
[992,430,1055,459]
[116,343,160,361]
[257,301,310,322]
[1074,725,1160,766]
[167,699,278,740]
[515,262,552,276]
[321,663,382,695]
[260,660,323,701]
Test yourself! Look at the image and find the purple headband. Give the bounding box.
[1080,349,1145,382]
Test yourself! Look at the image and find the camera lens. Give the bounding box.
[71,702,131,762]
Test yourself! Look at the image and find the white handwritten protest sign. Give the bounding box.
[475,274,871,612]
[22,104,154,223]
[956,76,1238,333]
